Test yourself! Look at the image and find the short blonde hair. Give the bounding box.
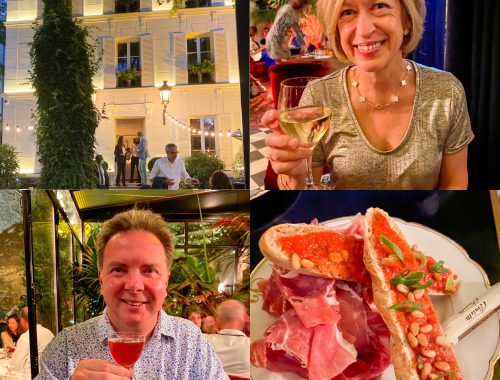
[96,209,174,269]
[317,0,426,62]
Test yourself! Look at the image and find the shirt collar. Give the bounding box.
[97,308,176,345]
[217,329,247,337]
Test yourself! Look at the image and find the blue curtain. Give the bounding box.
[408,0,446,69]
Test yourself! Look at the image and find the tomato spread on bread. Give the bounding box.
[278,231,369,283]
[366,209,461,380]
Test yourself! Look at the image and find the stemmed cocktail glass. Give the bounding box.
[108,332,145,371]
[277,77,331,189]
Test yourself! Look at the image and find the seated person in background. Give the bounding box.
[95,154,109,189]
[202,316,219,334]
[149,144,199,189]
[260,27,269,46]
[204,300,250,379]
[184,306,203,329]
[1,314,21,350]
[266,0,310,59]
[9,307,54,377]
[250,26,275,69]
[36,209,227,379]
[209,171,233,189]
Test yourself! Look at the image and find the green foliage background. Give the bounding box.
[185,151,224,188]
[0,144,19,188]
[29,0,101,188]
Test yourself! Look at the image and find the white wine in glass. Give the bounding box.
[278,77,331,189]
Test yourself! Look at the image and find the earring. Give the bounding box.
[403,29,410,36]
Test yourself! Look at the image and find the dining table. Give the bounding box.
[250,190,500,379]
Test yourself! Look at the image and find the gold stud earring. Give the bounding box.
[403,29,410,36]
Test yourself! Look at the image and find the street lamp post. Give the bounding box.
[159,80,172,125]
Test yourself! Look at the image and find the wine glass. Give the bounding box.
[108,332,145,370]
[277,76,331,189]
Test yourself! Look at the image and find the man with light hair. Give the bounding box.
[36,208,227,379]
[204,300,250,379]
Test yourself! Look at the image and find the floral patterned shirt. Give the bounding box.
[35,308,229,380]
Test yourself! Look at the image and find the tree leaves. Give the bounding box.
[28,1,101,188]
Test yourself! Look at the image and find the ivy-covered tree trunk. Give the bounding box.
[29,0,100,188]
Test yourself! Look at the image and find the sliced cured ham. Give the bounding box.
[251,267,391,380]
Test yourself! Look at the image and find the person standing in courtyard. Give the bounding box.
[137,131,149,186]
[130,137,141,184]
[114,136,126,187]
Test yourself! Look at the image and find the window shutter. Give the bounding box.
[103,37,116,89]
[72,0,83,16]
[140,35,154,87]
[171,32,187,85]
[217,114,233,164]
[140,0,152,11]
[103,0,114,14]
[210,29,229,83]
[36,0,43,18]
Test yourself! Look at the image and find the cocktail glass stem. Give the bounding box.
[304,156,314,190]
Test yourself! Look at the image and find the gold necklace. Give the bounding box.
[351,61,412,110]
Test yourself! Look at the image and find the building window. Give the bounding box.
[187,37,214,84]
[190,117,217,154]
[115,0,139,13]
[185,0,211,7]
[117,42,141,88]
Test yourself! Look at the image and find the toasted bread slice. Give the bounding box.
[259,223,369,283]
[364,208,462,380]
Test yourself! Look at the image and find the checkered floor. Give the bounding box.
[250,127,273,190]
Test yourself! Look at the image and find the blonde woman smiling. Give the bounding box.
[263,0,474,189]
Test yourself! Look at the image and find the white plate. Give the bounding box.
[250,217,500,380]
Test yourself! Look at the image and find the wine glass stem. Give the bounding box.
[304,157,314,190]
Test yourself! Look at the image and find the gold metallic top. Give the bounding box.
[301,61,474,189]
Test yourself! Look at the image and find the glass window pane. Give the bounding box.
[191,135,201,151]
[168,222,185,245]
[187,53,198,65]
[187,39,197,53]
[130,57,141,70]
[188,73,199,84]
[57,215,75,329]
[201,73,213,84]
[31,190,57,334]
[205,135,216,151]
[200,52,211,62]
[117,43,127,58]
[0,191,25,322]
[186,248,236,292]
[130,42,140,57]
[199,37,210,51]
[204,118,215,133]
[117,58,128,71]
[190,119,201,129]
[187,222,235,245]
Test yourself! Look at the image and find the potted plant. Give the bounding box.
[188,59,215,76]
[184,151,224,189]
[117,68,141,87]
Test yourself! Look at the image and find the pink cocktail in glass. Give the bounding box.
[108,332,145,368]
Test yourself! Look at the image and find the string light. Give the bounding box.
[163,110,235,138]
[4,124,36,132]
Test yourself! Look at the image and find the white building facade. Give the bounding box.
[2,0,241,176]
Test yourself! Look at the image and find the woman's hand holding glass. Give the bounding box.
[264,77,331,189]
[263,110,312,190]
